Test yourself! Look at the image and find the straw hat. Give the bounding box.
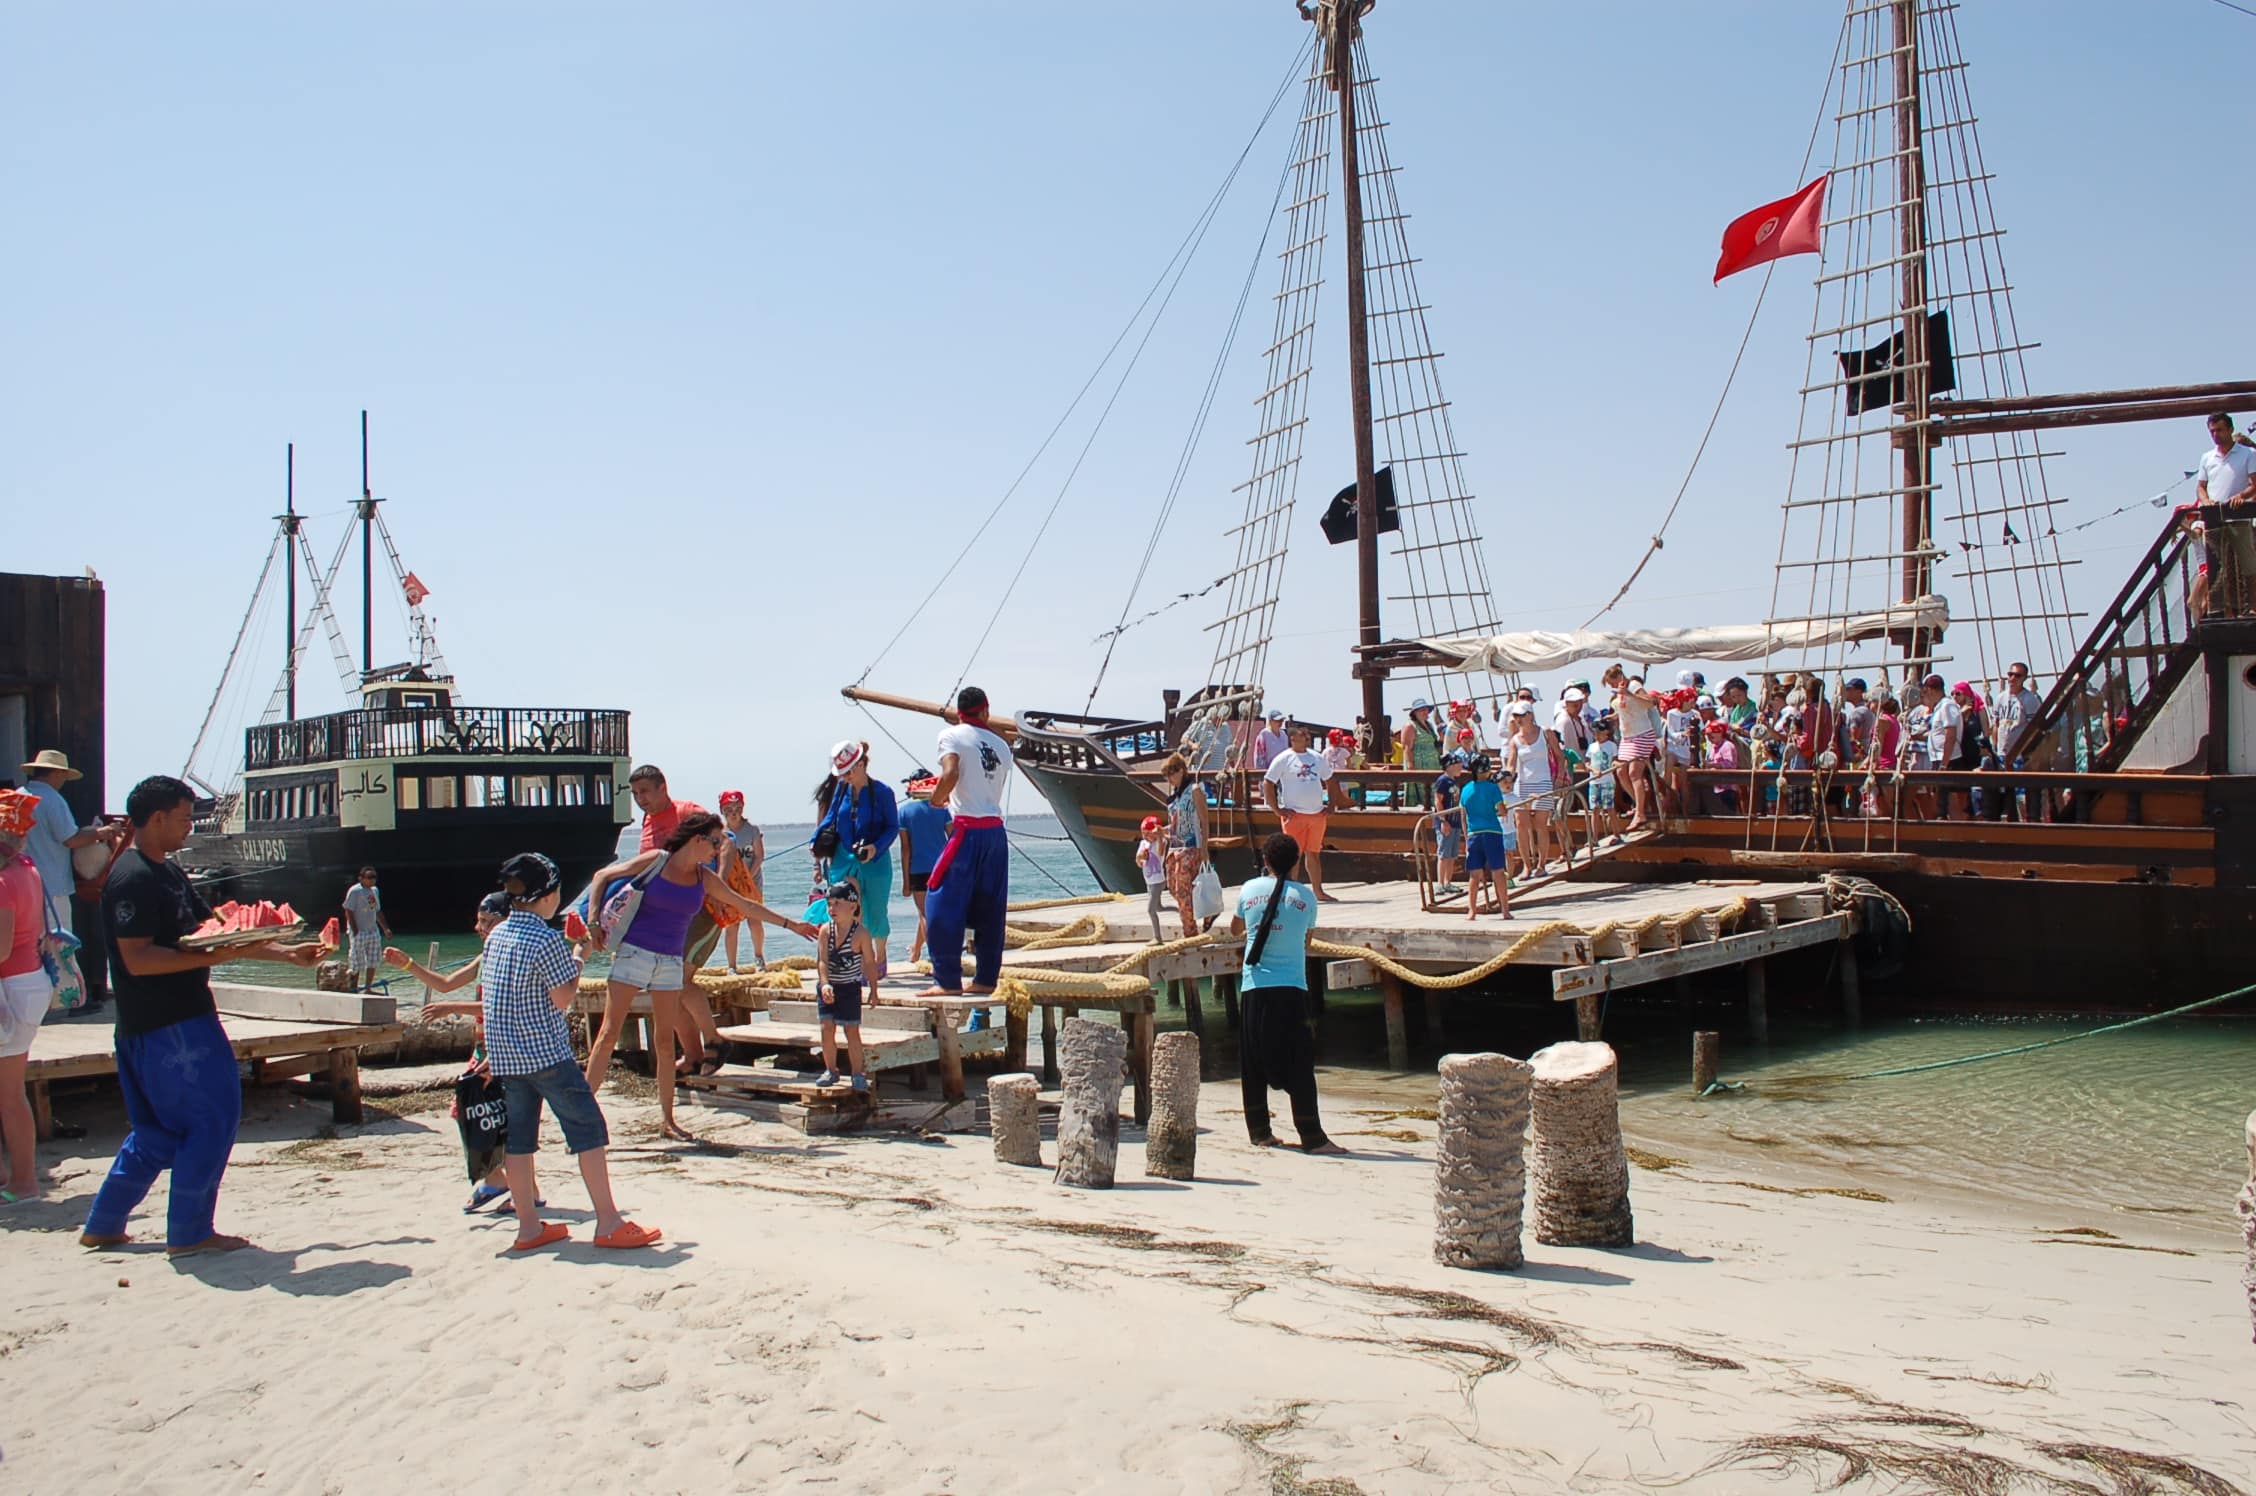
[21,749,81,782]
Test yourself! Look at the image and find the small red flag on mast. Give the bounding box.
[402,572,430,606]
[1713,174,1828,283]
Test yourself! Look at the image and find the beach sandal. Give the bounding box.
[0,1188,37,1205]
[464,1182,510,1213]
[595,1222,663,1250]
[696,1055,725,1077]
[508,1222,570,1252]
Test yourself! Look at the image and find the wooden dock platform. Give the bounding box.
[1002,878,1857,1067]
[26,1007,404,1139]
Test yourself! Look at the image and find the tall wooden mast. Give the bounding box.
[1892,0,1934,661]
[281,443,299,720]
[1327,0,1388,746]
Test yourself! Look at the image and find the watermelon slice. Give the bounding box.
[563,911,588,942]
[321,916,342,949]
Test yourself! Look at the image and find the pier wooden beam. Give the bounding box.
[1377,972,1410,1070]
[1551,913,1852,1003]
[1746,958,1769,1044]
[1840,936,1863,1026]
[1693,1031,1720,1093]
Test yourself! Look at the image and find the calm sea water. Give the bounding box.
[223,814,2254,1230]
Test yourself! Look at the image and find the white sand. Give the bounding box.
[4,1073,2250,1494]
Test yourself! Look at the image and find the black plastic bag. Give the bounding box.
[454,1072,508,1185]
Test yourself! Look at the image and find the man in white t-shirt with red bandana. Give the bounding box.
[2192,412,2256,617]
[916,686,1016,998]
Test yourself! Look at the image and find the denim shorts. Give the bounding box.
[820,981,864,1025]
[501,1060,610,1155]
[609,941,685,991]
[1435,820,1464,860]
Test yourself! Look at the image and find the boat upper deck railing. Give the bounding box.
[246,706,630,770]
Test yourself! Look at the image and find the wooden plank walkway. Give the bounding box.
[26,1011,404,1139]
[1003,878,1857,1066]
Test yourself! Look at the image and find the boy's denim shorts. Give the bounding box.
[501,1060,610,1155]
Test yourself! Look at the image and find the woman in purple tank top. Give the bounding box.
[585,812,814,1139]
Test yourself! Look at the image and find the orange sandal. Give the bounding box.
[508,1222,571,1252]
[594,1221,663,1250]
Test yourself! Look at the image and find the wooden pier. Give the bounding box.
[26,989,402,1139]
[1001,878,1859,1068]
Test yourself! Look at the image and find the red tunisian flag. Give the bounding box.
[1713,174,1828,283]
[402,571,430,606]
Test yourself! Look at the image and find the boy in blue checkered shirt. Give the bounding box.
[482,852,660,1252]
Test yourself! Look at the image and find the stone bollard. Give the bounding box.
[2240,1108,2255,1346]
[988,1073,1043,1168]
[1144,1032,1201,1180]
[1528,1040,1634,1248]
[1054,1018,1127,1189]
[1432,1052,1534,1271]
[315,960,355,993]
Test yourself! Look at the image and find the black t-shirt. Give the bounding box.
[103,848,218,1037]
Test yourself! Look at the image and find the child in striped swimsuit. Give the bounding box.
[815,881,874,1092]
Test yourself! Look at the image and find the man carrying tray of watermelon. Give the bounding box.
[80,776,326,1256]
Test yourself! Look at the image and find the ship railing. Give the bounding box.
[1679,765,2207,834]
[246,707,631,770]
[2006,504,2223,774]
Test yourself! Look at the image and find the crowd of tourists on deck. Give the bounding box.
[1164,659,2058,898]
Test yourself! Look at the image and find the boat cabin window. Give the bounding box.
[558,774,587,807]
[425,774,459,810]
[400,692,436,709]
[398,777,421,811]
[512,775,553,808]
[463,774,506,809]
[594,777,612,806]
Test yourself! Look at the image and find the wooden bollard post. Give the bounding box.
[1692,1031,1720,1095]
[1181,976,1206,1040]
[988,1073,1042,1167]
[1053,1018,1126,1189]
[1039,1003,1060,1087]
[1432,1052,1533,1271]
[1144,1032,1200,1180]
[1528,1040,1634,1248]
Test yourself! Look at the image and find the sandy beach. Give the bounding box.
[3,1063,2249,1496]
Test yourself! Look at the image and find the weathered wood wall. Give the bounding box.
[0,571,106,818]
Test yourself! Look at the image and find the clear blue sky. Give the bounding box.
[6,2,2247,822]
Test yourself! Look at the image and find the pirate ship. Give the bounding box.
[850,1,2256,1002]
[178,416,633,926]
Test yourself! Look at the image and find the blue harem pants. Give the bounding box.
[925,822,1008,992]
[84,1011,242,1247]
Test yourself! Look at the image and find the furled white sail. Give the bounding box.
[1420,596,1950,676]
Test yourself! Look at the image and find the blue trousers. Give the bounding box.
[84,1012,242,1247]
[926,823,1008,992]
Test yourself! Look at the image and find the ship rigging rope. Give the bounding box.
[1581,11,1850,632]
[848,36,1314,697]
[955,37,1315,699]
[1703,978,2254,1098]
[1083,38,1314,713]
[183,533,283,778]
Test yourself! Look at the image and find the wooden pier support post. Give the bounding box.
[1574,991,1603,1042]
[1004,1006,1029,1073]
[1218,972,1240,1030]
[989,1073,1043,1167]
[1144,1032,1200,1180]
[1181,976,1206,1041]
[1746,957,1769,1044]
[1423,986,1446,1046]
[1692,1031,1720,1095]
[1378,972,1410,1071]
[1125,1008,1155,1127]
[1529,1041,1635,1248]
[1839,938,1863,1026]
[326,1047,364,1126]
[1433,1051,1533,1271]
[1039,1003,1059,1087]
[1054,1018,1126,1190]
[935,1022,966,1104]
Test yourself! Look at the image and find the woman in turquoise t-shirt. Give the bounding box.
[1229,834,1343,1154]
[1457,756,1512,920]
